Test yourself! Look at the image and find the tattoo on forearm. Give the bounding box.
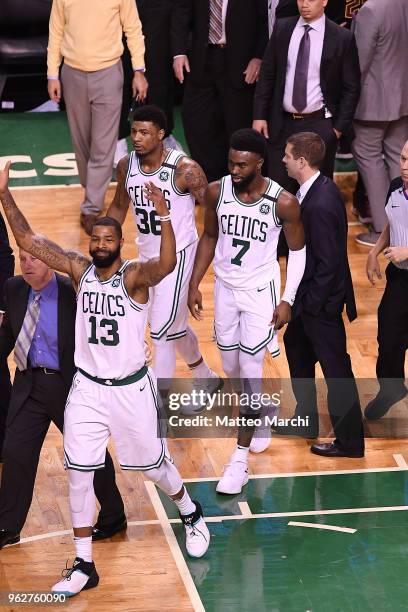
[0,190,31,233]
[176,161,208,203]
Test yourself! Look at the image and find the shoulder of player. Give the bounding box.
[175,155,204,179]
[276,189,299,219]
[205,180,222,207]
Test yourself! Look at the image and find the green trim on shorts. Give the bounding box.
[150,247,186,339]
[216,341,240,351]
[239,326,275,355]
[166,330,187,341]
[64,450,105,472]
[78,365,147,386]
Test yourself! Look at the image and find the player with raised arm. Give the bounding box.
[107,105,221,411]
[188,129,306,494]
[0,162,210,597]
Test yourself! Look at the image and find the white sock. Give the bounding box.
[231,445,249,463]
[173,488,196,516]
[74,536,92,562]
[190,359,212,378]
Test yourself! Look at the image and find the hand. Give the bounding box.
[271,301,291,330]
[188,287,203,320]
[366,251,381,285]
[252,119,269,139]
[173,55,190,83]
[243,58,261,85]
[132,72,148,102]
[383,246,408,264]
[144,340,153,366]
[47,79,61,103]
[333,128,342,139]
[0,161,11,196]
[143,181,169,216]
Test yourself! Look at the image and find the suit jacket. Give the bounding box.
[293,174,357,322]
[253,16,361,142]
[171,0,269,88]
[353,0,408,121]
[0,273,76,423]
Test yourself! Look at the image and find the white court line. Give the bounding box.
[167,505,408,524]
[183,465,408,483]
[288,521,356,534]
[144,481,205,612]
[393,454,408,468]
[238,502,253,518]
[19,529,72,544]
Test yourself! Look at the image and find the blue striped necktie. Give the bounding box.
[14,293,41,371]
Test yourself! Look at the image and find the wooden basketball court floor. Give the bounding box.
[0,175,407,611]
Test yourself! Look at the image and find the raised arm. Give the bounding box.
[187,181,220,320]
[175,157,208,205]
[273,190,306,329]
[0,162,90,284]
[106,156,131,225]
[124,181,176,292]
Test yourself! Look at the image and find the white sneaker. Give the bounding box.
[51,557,99,597]
[113,138,128,168]
[180,370,223,415]
[249,426,272,453]
[180,501,210,558]
[216,460,249,495]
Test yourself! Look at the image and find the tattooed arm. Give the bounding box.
[0,162,90,284]
[174,157,208,205]
[106,156,131,225]
[124,182,176,295]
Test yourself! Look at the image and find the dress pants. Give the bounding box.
[266,114,339,193]
[61,62,123,215]
[0,370,124,533]
[0,254,14,456]
[352,117,408,233]
[182,47,255,182]
[376,264,408,398]
[284,311,364,451]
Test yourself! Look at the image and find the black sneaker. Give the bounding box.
[51,557,99,597]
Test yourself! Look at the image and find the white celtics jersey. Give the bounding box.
[213,175,283,290]
[75,261,148,379]
[125,148,198,258]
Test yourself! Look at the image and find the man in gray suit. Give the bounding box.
[352,0,408,247]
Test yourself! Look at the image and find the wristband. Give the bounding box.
[159,214,171,222]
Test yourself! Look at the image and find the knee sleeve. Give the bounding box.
[152,336,176,381]
[145,457,183,497]
[68,469,96,528]
[239,349,266,416]
[175,326,201,365]
[220,348,240,379]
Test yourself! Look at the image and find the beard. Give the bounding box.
[232,171,257,192]
[89,245,121,269]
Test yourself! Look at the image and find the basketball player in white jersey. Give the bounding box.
[107,105,221,408]
[0,163,210,597]
[188,129,306,494]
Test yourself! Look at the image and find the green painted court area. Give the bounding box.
[158,470,408,611]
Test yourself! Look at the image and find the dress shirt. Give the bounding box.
[283,14,327,114]
[28,274,59,370]
[47,0,145,76]
[268,0,279,37]
[297,171,320,204]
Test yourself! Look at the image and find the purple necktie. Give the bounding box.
[292,25,311,113]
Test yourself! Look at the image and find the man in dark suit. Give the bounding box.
[253,0,360,192]
[280,132,364,457]
[0,251,126,548]
[171,0,268,182]
[0,210,14,459]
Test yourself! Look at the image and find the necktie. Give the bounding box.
[209,0,223,44]
[296,189,302,203]
[292,25,311,113]
[14,293,41,371]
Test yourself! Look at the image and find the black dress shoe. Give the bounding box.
[311,442,364,458]
[364,389,407,420]
[0,529,20,549]
[92,517,127,541]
